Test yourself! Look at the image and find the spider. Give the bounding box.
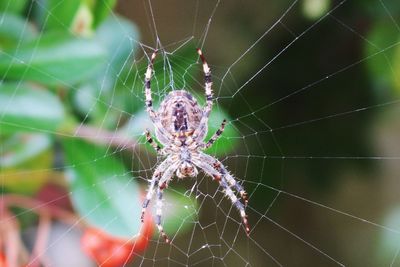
[141,49,250,243]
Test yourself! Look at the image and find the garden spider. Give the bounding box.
[141,49,249,243]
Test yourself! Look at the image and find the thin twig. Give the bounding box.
[1,194,80,226]
[1,195,82,266]
[73,125,138,150]
[1,207,21,267]
[29,213,52,267]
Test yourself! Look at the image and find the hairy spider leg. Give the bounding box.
[214,161,248,206]
[192,158,250,235]
[145,129,163,154]
[199,152,249,206]
[193,49,213,142]
[204,119,227,149]
[141,173,160,222]
[154,161,180,243]
[156,187,170,243]
[220,179,250,235]
[144,51,173,145]
[141,157,173,222]
[144,51,158,119]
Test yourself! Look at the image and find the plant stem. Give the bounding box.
[1,195,83,266]
[73,124,138,150]
[29,213,51,267]
[0,207,22,267]
[1,194,80,227]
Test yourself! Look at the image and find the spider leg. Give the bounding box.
[144,51,158,120]
[144,129,165,155]
[197,152,248,205]
[141,174,159,223]
[212,161,248,206]
[144,51,173,145]
[204,119,227,149]
[197,48,213,109]
[192,158,250,235]
[154,160,180,243]
[155,187,170,243]
[193,49,213,142]
[141,156,173,222]
[219,178,250,235]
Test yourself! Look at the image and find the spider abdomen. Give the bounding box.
[159,90,202,136]
[173,103,188,131]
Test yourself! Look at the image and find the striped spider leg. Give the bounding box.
[192,153,250,235]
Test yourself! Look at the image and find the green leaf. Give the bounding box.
[92,0,118,28]
[0,83,65,133]
[0,33,107,86]
[72,82,110,125]
[0,133,53,194]
[71,16,140,128]
[72,82,129,129]
[365,19,400,97]
[95,15,139,77]
[43,0,81,31]
[121,108,239,156]
[0,13,37,48]
[392,43,400,93]
[0,0,29,15]
[62,138,142,239]
[162,190,198,235]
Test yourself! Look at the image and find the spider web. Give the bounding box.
[2,0,400,266]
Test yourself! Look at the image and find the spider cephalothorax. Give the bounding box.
[141,49,249,243]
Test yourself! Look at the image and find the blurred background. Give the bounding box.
[1,0,400,266]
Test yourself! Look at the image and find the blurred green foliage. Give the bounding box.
[0,133,53,194]
[0,83,65,132]
[0,33,107,85]
[63,137,142,238]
